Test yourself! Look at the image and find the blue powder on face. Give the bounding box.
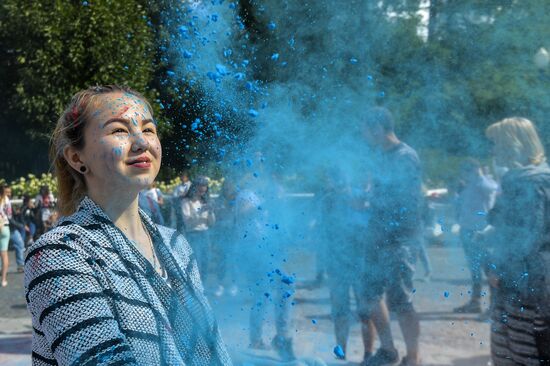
[113,147,122,157]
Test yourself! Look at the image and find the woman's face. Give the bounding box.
[197,185,208,196]
[77,92,162,193]
[192,185,208,198]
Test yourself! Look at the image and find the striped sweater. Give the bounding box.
[25,197,232,366]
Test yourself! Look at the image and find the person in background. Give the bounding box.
[362,107,422,366]
[211,178,239,297]
[171,170,192,230]
[0,184,12,287]
[8,195,28,273]
[453,158,498,314]
[173,170,192,198]
[485,117,550,365]
[234,177,296,362]
[181,176,215,283]
[20,195,36,246]
[306,170,332,290]
[139,181,165,225]
[411,189,433,282]
[34,185,55,238]
[321,174,377,362]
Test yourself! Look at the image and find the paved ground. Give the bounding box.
[0,243,492,366]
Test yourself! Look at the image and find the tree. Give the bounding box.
[423,0,550,154]
[0,0,242,180]
[0,0,158,135]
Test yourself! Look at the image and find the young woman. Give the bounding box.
[24,85,231,365]
[181,177,215,284]
[485,117,550,365]
[0,184,12,287]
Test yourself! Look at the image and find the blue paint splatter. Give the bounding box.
[281,275,294,285]
[333,345,345,359]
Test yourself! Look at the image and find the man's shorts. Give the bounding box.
[327,263,373,321]
[360,242,416,314]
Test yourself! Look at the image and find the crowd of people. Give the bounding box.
[131,108,550,365]
[0,184,57,287]
[2,84,548,365]
[308,111,550,366]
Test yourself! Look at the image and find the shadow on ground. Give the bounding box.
[452,355,491,366]
[0,336,31,355]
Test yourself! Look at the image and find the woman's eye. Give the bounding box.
[144,128,156,134]
[112,128,128,134]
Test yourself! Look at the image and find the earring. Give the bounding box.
[79,166,87,173]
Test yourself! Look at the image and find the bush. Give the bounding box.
[3,172,224,199]
[7,173,57,199]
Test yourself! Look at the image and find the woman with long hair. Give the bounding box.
[486,117,550,365]
[181,176,215,284]
[0,184,12,287]
[24,85,231,365]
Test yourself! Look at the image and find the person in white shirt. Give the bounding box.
[171,171,192,230]
[181,176,215,282]
[453,158,498,314]
[139,182,165,225]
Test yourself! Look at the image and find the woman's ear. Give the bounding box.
[63,145,85,173]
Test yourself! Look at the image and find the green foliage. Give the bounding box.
[0,0,158,138]
[157,176,182,195]
[420,0,550,154]
[5,172,224,198]
[8,173,57,198]
[1,0,549,185]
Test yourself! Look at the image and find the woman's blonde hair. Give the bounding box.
[51,85,153,216]
[486,117,546,168]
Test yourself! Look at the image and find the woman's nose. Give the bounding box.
[130,132,150,152]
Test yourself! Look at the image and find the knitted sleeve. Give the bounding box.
[25,229,138,366]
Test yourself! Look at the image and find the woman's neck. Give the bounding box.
[88,189,143,238]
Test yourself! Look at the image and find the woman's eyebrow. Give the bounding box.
[102,118,155,128]
[102,118,131,128]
